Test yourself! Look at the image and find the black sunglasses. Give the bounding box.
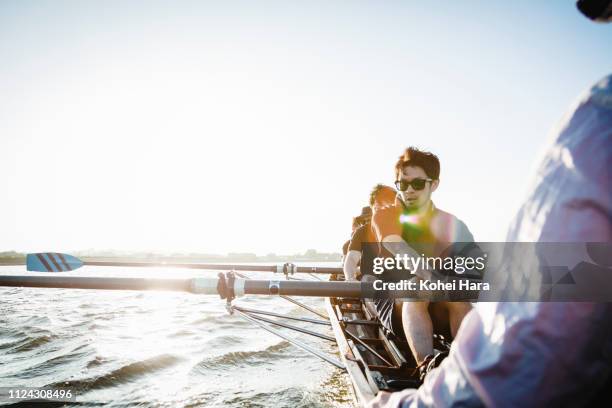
[394,178,433,191]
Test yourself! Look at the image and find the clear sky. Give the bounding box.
[1,1,611,255]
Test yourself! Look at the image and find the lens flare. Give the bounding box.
[399,214,419,225]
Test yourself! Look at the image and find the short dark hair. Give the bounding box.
[352,206,372,229]
[369,184,396,207]
[394,147,440,180]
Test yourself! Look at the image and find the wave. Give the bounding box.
[222,387,311,408]
[81,313,115,321]
[166,329,197,338]
[189,315,228,325]
[15,345,95,379]
[194,341,292,372]
[48,354,182,392]
[202,335,244,348]
[21,315,52,326]
[86,355,108,368]
[0,325,53,339]
[2,334,56,353]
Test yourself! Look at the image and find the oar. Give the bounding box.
[25,253,340,274]
[0,275,367,298]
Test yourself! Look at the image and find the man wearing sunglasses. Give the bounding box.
[373,147,475,371]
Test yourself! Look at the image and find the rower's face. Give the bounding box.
[372,189,396,211]
[397,166,438,210]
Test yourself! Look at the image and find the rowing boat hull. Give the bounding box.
[325,297,377,406]
[325,275,423,407]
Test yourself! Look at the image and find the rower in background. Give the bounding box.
[343,188,395,281]
[343,205,373,281]
[342,208,371,263]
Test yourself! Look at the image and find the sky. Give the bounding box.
[1,1,611,255]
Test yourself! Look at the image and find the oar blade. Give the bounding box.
[26,253,83,272]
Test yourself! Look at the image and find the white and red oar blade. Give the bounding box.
[26,253,84,272]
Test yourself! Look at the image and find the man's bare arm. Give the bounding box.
[343,250,361,281]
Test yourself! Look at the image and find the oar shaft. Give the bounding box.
[82,261,339,274]
[295,266,342,274]
[0,261,24,266]
[84,261,276,272]
[0,275,366,298]
[0,275,193,292]
[242,280,363,297]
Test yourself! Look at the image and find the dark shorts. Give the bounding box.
[374,299,404,338]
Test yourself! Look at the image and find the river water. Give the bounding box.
[0,264,353,407]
